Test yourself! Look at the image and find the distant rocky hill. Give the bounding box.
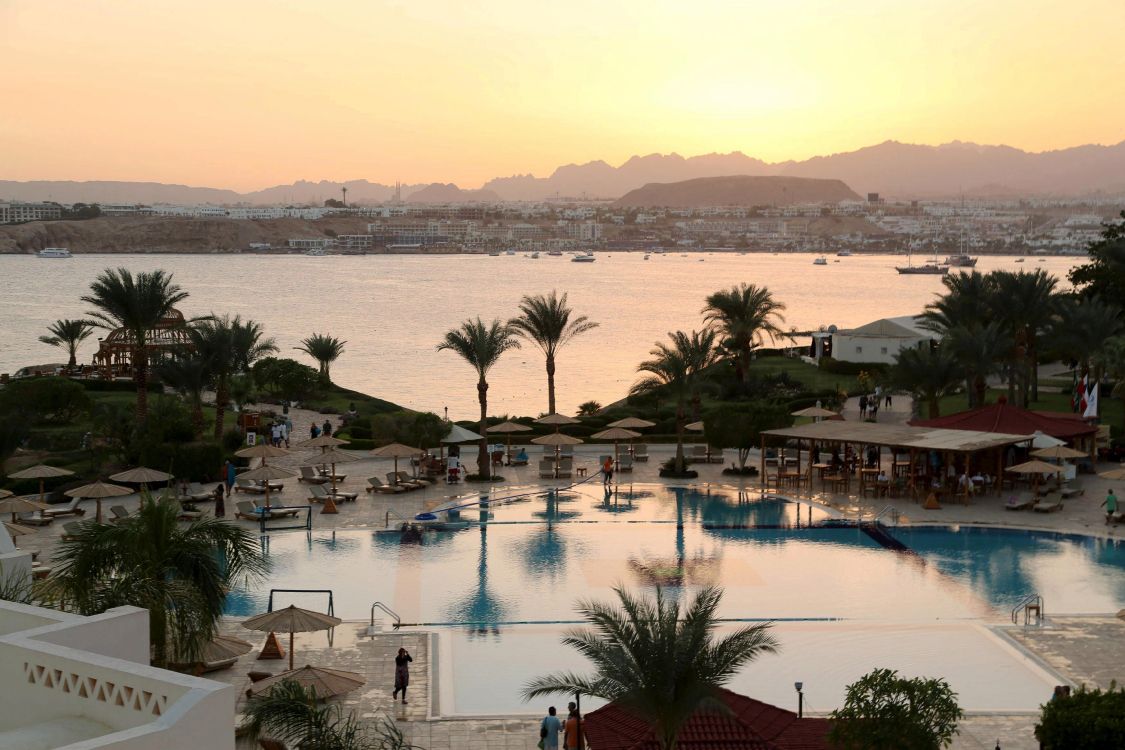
[614,176,859,207]
[404,183,501,203]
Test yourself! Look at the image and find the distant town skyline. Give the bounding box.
[3,0,1124,190]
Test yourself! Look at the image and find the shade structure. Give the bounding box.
[1098,466,1125,481]
[0,489,12,500]
[591,427,642,468]
[65,481,132,524]
[487,421,533,463]
[442,424,484,444]
[791,406,838,418]
[684,421,705,432]
[1006,460,1065,475]
[531,433,584,446]
[242,604,342,671]
[7,464,75,503]
[3,521,36,537]
[109,466,173,485]
[370,443,423,479]
[247,665,365,699]
[0,495,49,523]
[295,435,349,449]
[1028,431,1065,449]
[202,634,253,663]
[608,417,656,429]
[535,413,581,434]
[1030,445,1087,460]
[238,465,297,509]
[304,447,358,495]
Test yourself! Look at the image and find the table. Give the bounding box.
[576,467,588,478]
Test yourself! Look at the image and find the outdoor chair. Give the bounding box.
[387,472,422,490]
[17,511,52,526]
[60,521,87,540]
[109,505,132,523]
[309,483,357,503]
[186,482,216,502]
[235,501,264,520]
[706,446,725,463]
[395,471,432,487]
[561,445,575,459]
[367,476,406,494]
[510,451,529,467]
[1058,484,1084,499]
[252,500,301,517]
[1032,492,1064,513]
[235,478,279,494]
[42,497,86,519]
[539,459,555,479]
[558,458,573,479]
[299,466,330,485]
[633,444,648,461]
[316,467,347,482]
[618,455,634,472]
[1005,492,1035,511]
[689,445,708,464]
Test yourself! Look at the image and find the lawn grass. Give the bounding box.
[745,355,863,393]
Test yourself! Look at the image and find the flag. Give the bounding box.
[1084,381,1099,419]
[1074,373,1087,413]
[1071,371,1081,412]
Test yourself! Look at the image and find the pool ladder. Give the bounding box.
[873,505,900,526]
[367,601,402,634]
[1012,593,1044,626]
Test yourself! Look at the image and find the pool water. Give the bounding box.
[224,484,1125,715]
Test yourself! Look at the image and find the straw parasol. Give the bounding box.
[303,447,357,495]
[370,443,423,481]
[202,634,254,663]
[235,443,290,466]
[532,432,584,462]
[536,413,581,433]
[1006,459,1064,495]
[247,665,365,699]
[442,424,484,444]
[3,521,36,537]
[238,465,296,509]
[608,417,656,429]
[7,464,75,502]
[489,421,533,463]
[242,604,342,671]
[295,435,349,450]
[1030,445,1087,460]
[591,427,642,467]
[109,466,173,506]
[0,495,48,523]
[0,489,12,500]
[684,421,705,432]
[1098,466,1125,481]
[791,406,838,419]
[65,481,132,523]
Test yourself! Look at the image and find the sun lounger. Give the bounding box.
[308,484,357,503]
[1004,492,1034,511]
[395,471,432,487]
[235,501,265,520]
[557,458,573,479]
[109,505,132,523]
[42,497,86,519]
[299,466,330,484]
[510,453,529,466]
[17,511,52,526]
[235,477,283,494]
[1058,485,1084,499]
[386,472,422,490]
[618,455,633,472]
[632,444,648,462]
[253,500,301,517]
[1033,492,1064,513]
[706,446,725,463]
[316,468,347,482]
[689,445,708,464]
[367,476,406,494]
[60,521,87,540]
[539,459,556,479]
[178,507,204,520]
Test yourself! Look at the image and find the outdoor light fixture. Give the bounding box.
[794,681,804,718]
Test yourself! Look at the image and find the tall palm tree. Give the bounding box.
[509,291,598,414]
[296,333,346,382]
[702,284,786,385]
[920,271,995,334]
[43,496,266,668]
[437,318,519,480]
[992,270,1061,405]
[157,354,212,439]
[942,322,1007,408]
[194,315,276,439]
[889,345,962,419]
[523,586,778,750]
[1050,295,1123,380]
[633,330,719,473]
[38,318,95,369]
[82,268,190,421]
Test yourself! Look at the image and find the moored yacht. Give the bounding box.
[813,256,828,265]
[571,251,596,262]
[37,247,72,258]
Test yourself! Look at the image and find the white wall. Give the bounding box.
[831,334,926,364]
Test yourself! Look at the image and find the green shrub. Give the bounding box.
[222,428,245,454]
[818,357,890,377]
[1036,683,1125,749]
[829,668,962,750]
[348,424,372,440]
[79,378,164,393]
[0,378,90,424]
[136,441,225,482]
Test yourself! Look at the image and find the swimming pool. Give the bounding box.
[224,483,1125,715]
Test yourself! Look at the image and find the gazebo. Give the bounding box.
[92,308,193,378]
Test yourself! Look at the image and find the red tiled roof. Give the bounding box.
[583,688,831,750]
[909,402,1096,440]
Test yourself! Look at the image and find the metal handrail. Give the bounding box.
[268,588,335,617]
[1011,593,1043,625]
[873,505,900,526]
[370,601,401,630]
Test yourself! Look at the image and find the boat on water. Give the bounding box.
[488,250,501,256]
[1014,258,1025,263]
[505,249,516,256]
[813,257,828,265]
[304,248,327,257]
[896,257,947,275]
[529,251,540,259]
[547,250,563,257]
[37,247,72,258]
[572,252,596,263]
[836,250,853,257]
[944,253,978,267]
[643,253,651,260]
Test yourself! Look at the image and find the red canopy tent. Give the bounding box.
[910,401,1097,443]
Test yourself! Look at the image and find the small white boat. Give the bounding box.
[836,250,852,257]
[572,252,596,263]
[37,247,72,258]
[304,248,327,257]
[529,252,540,259]
[813,257,828,265]
[488,250,501,256]
[505,249,516,256]
[643,253,650,260]
[547,250,563,257]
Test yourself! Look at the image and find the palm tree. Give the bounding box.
[296,333,346,382]
[509,291,598,414]
[633,330,719,473]
[992,270,1061,405]
[702,284,786,385]
[942,322,1006,408]
[889,345,962,419]
[194,315,276,439]
[38,318,95,370]
[437,318,519,480]
[1050,295,1123,380]
[82,268,189,421]
[241,680,372,750]
[43,496,266,668]
[523,586,778,750]
[157,354,212,438]
[920,271,995,334]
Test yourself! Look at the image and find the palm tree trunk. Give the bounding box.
[928,395,940,419]
[191,397,205,440]
[974,375,987,408]
[213,376,229,440]
[67,344,78,370]
[477,379,490,480]
[150,600,167,668]
[739,345,751,385]
[546,353,556,415]
[134,342,149,422]
[675,401,686,473]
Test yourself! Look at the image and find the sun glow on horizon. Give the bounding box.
[2,0,1124,190]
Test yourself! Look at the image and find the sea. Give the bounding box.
[0,253,1082,419]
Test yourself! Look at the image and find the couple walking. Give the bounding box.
[539,703,582,750]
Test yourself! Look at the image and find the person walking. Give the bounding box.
[540,706,563,750]
[224,460,236,497]
[564,705,583,750]
[322,419,333,437]
[1102,489,1118,525]
[283,416,293,448]
[869,399,879,421]
[885,391,893,408]
[602,455,614,487]
[212,483,226,517]
[392,647,412,704]
[858,394,868,419]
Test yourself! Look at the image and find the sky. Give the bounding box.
[2,0,1124,191]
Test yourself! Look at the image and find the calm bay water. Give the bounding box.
[0,253,1080,419]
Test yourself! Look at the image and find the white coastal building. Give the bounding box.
[830,316,935,364]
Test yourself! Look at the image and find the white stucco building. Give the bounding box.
[829,316,934,364]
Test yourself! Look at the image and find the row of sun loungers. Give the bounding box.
[1005,491,1065,512]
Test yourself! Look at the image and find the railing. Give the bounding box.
[370,601,401,630]
[873,505,900,526]
[1011,593,1044,625]
[268,588,335,617]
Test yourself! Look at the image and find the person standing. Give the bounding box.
[1102,489,1118,525]
[392,647,412,704]
[602,455,614,487]
[858,394,868,419]
[224,460,236,497]
[885,391,893,408]
[283,416,293,448]
[869,399,879,421]
[540,706,562,750]
[564,706,583,750]
[323,419,333,437]
[310,422,320,440]
[212,483,226,517]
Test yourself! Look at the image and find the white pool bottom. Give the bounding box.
[435,620,1062,717]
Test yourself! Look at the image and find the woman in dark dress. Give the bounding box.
[393,647,412,704]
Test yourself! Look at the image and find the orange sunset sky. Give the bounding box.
[2,0,1124,191]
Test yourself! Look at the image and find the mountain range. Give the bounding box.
[614,176,859,207]
[3,139,1124,205]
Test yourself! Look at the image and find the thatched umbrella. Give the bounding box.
[0,495,49,523]
[109,466,173,506]
[247,665,365,699]
[202,634,254,663]
[608,417,656,430]
[684,421,705,432]
[532,432,584,467]
[238,465,296,509]
[235,443,290,466]
[591,427,642,468]
[301,447,356,495]
[65,481,132,523]
[0,489,12,500]
[7,464,75,503]
[488,421,532,463]
[1098,466,1125,481]
[1005,459,1064,496]
[370,443,423,484]
[242,604,342,671]
[791,406,838,420]
[536,413,581,433]
[1030,446,1087,460]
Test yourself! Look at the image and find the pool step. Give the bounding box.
[861,524,912,553]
